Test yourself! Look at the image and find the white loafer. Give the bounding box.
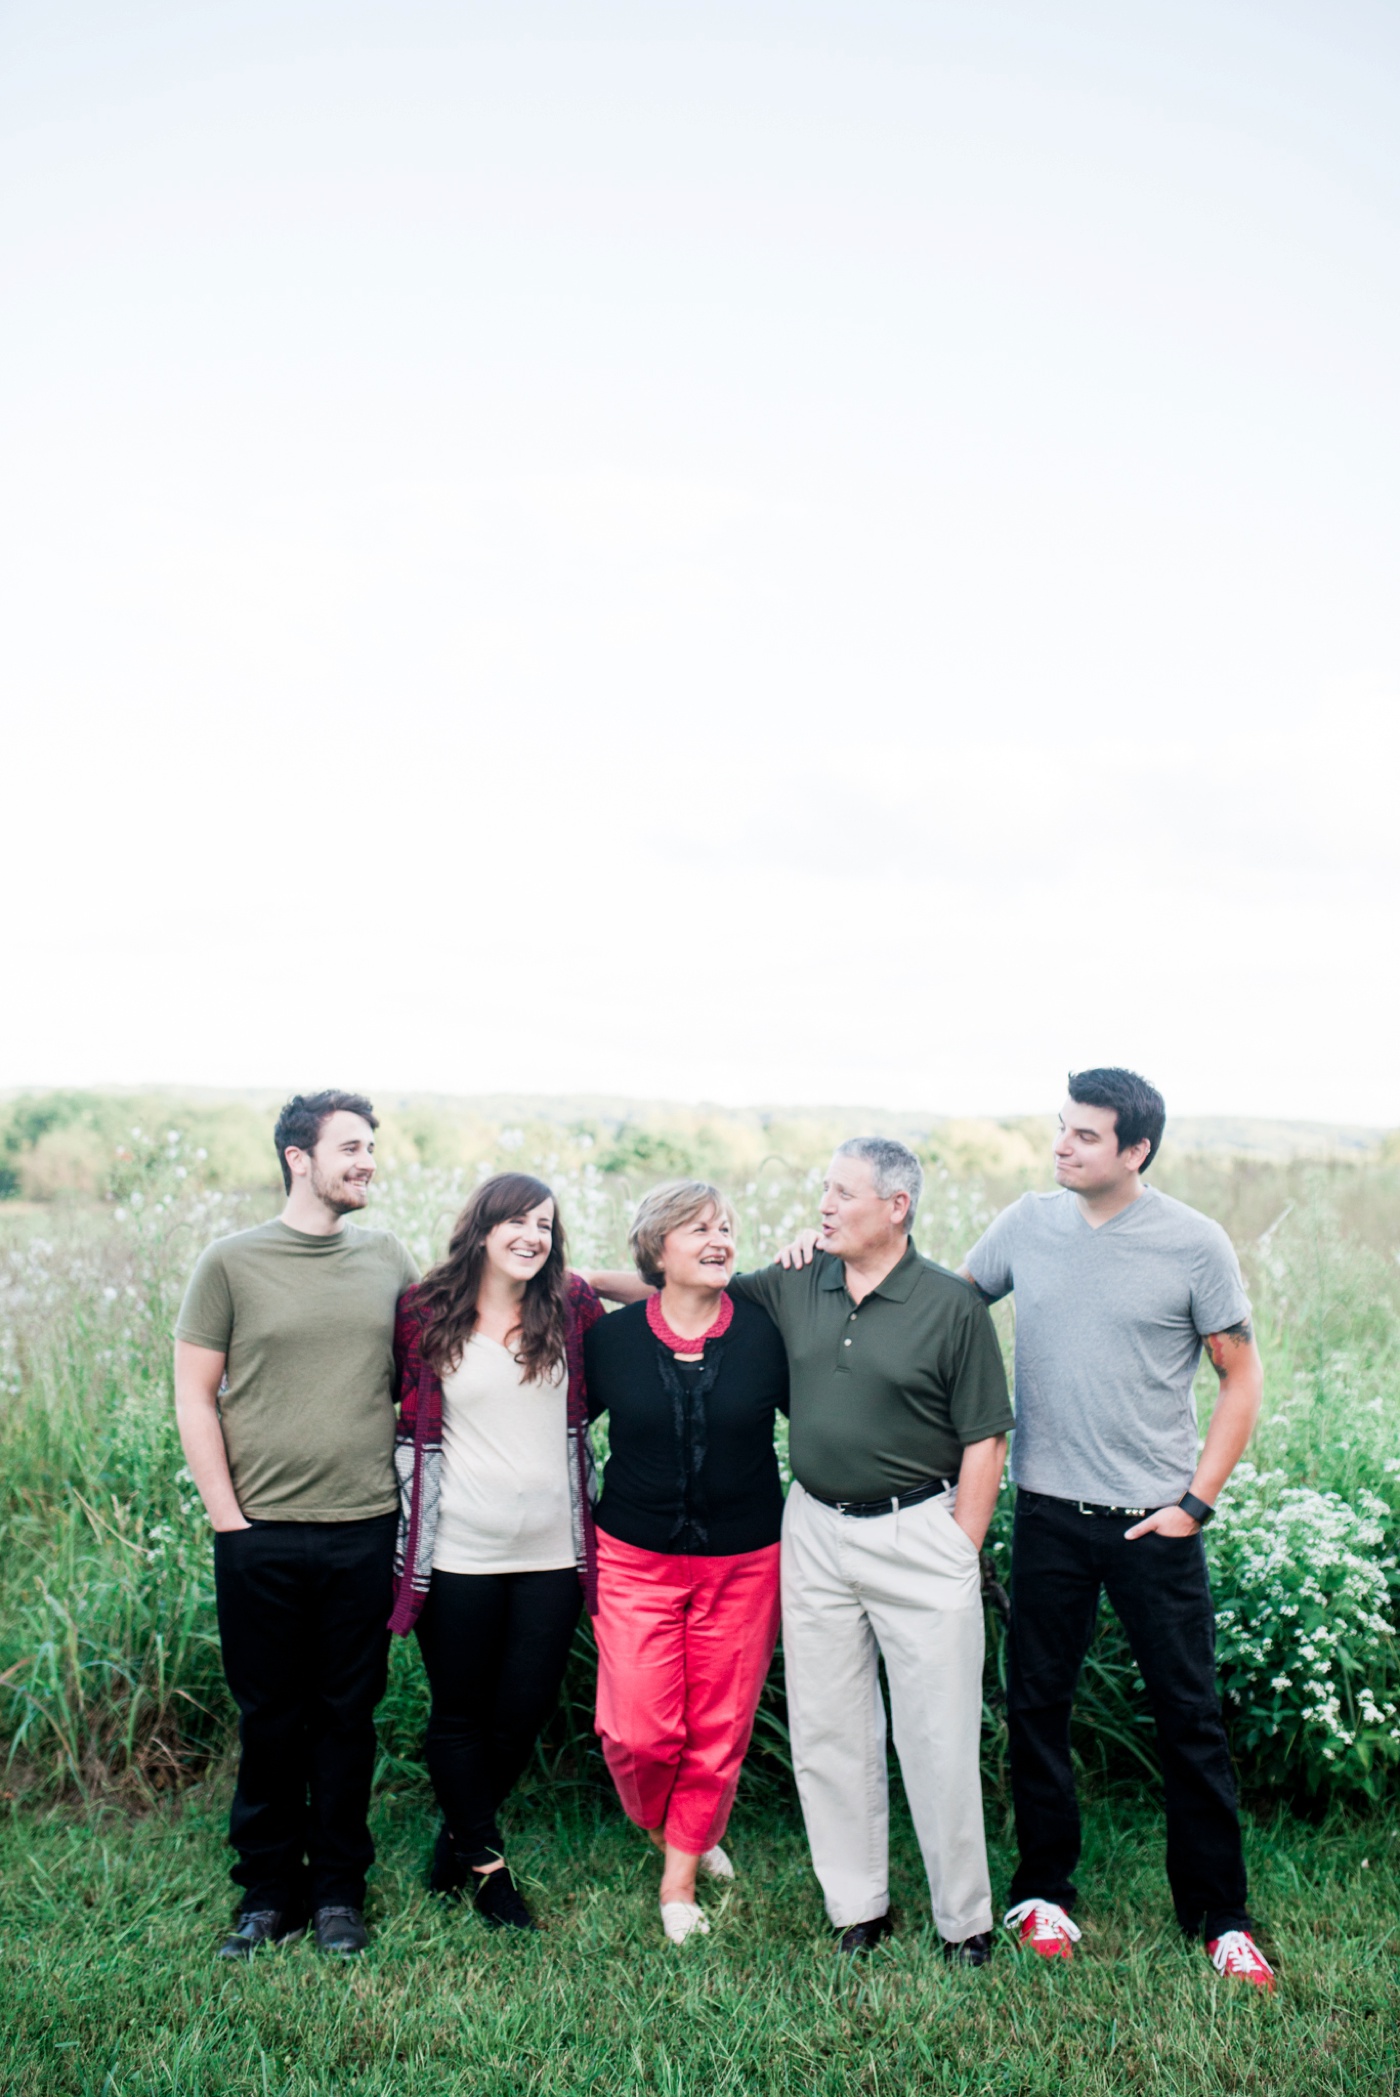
[699,1845,735,1881]
[661,1901,711,1945]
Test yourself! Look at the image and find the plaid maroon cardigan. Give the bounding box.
[388,1271,606,1634]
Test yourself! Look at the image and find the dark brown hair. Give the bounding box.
[1067,1066,1166,1173]
[273,1090,377,1194]
[417,1172,569,1385]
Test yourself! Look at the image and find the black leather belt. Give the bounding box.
[805,1475,956,1519]
[1070,1501,1152,1518]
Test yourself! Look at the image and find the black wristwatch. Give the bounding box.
[1178,1490,1215,1527]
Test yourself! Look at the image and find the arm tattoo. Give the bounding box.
[1205,1318,1254,1376]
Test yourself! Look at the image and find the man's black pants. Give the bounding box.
[212,1513,396,1917]
[1006,1489,1251,1940]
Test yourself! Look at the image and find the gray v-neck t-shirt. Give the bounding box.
[963,1185,1250,1507]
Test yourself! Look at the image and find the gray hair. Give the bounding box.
[833,1137,923,1229]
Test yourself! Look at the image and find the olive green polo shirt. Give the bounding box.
[730,1241,1013,1503]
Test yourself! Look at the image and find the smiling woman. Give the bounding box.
[387,1173,606,1933]
[584,1181,790,1945]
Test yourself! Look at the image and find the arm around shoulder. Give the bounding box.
[727,1262,790,1317]
[952,1286,1014,1422]
[956,1264,997,1307]
[959,1198,1022,1305]
[568,1270,607,1336]
[581,1268,651,1305]
[393,1285,429,1413]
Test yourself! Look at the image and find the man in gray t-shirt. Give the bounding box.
[960,1068,1274,1993]
[968,1181,1250,1511]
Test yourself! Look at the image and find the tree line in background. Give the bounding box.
[0,1087,1061,1204]
[5,1086,1397,1209]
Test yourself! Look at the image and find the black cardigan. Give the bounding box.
[584,1296,789,1556]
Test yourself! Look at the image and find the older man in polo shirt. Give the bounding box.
[745,1137,1013,1962]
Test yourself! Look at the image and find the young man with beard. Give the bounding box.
[175,1091,418,1960]
[958,1068,1275,1991]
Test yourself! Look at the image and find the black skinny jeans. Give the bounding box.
[213,1512,396,1916]
[1006,1489,1251,1940]
[414,1567,581,1866]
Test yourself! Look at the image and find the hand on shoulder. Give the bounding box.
[775,1230,821,1269]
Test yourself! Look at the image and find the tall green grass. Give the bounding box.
[1,1131,1396,1806]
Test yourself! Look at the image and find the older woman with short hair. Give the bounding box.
[584,1181,788,1944]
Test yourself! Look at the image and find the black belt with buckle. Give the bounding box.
[806,1475,957,1520]
[1068,1498,1153,1518]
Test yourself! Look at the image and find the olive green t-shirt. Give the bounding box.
[175,1218,420,1522]
[730,1241,1013,1502]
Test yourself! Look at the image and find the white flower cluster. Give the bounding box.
[1211,1463,1399,1781]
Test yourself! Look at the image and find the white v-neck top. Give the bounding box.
[432,1335,574,1574]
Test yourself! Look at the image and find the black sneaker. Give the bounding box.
[314,1905,369,1956]
[474,1866,539,1932]
[943,1929,994,1967]
[217,1909,304,1961]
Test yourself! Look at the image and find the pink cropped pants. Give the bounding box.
[593,1531,781,1855]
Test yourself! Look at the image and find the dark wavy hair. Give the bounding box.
[417,1173,569,1385]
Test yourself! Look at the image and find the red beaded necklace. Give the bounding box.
[646,1289,734,1356]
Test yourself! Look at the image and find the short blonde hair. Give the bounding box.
[628,1180,738,1290]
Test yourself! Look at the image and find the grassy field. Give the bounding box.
[2,1096,1398,2093]
[3,1776,1397,2097]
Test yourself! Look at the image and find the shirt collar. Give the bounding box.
[817,1237,921,1301]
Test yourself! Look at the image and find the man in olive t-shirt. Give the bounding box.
[175,1091,418,1961]
[735,1138,1013,1964]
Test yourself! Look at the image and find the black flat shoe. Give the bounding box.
[474,1866,539,1932]
[217,1909,304,1961]
[837,1913,894,1956]
[314,1905,369,1956]
[943,1929,994,1967]
[428,1823,473,1899]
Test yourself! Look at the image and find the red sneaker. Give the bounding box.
[1206,1930,1276,1993]
[1002,1899,1081,1960]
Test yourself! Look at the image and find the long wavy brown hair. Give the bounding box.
[417,1172,570,1385]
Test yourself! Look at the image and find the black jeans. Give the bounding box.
[212,1513,396,1916]
[1006,1489,1251,1940]
[415,1568,581,1866]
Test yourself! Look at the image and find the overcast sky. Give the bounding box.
[3,0,1398,1122]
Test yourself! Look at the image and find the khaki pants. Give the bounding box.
[781,1480,993,1940]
